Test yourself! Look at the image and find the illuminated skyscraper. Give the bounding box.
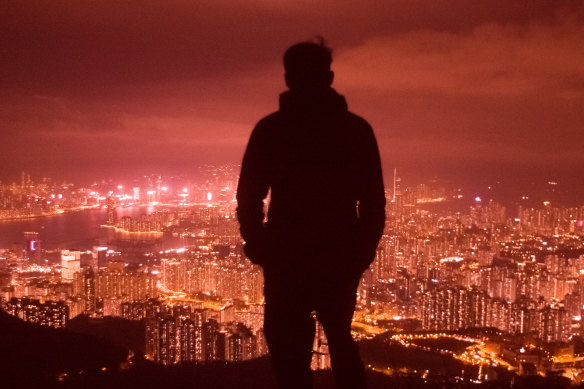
[538,304,570,343]
[61,250,81,281]
[203,319,223,361]
[156,176,162,203]
[79,267,96,314]
[121,301,146,320]
[392,167,401,202]
[158,315,177,365]
[178,317,199,362]
[24,231,41,264]
[5,298,69,328]
[146,307,213,364]
[93,246,108,269]
[510,297,536,334]
[105,197,117,225]
[226,323,256,362]
[421,287,490,331]
[312,319,331,370]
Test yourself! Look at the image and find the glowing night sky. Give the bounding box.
[1,1,583,193]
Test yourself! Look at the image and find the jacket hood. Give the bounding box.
[279,87,348,117]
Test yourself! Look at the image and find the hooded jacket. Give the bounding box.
[237,87,385,271]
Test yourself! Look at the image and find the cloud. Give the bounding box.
[1,1,583,187]
[335,12,584,99]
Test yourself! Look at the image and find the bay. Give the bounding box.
[0,207,156,250]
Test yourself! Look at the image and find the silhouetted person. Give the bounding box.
[237,41,385,389]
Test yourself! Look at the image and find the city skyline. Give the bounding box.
[2,2,584,386]
[1,1,583,196]
[2,163,584,386]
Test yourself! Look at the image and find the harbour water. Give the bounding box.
[0,207,156,250]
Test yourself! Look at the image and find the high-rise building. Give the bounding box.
[61,250,80,281]
[78,267,96,314]
[93,246,108,269]
[24,231,41,264]
[5,297,69,328]
[226,323,256,362]
[105,197,117,225]
[392,167,401,202]
[312,319,331,370]
[538,304,570,343]
[146,306,209,365]
[421,287,491,331]
[203,318,221,361]
[510,297,537,334]
[121,301,146,320]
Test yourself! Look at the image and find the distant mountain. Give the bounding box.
[0,309,576,389]
[67,315,145,355]
[0,309,128,388]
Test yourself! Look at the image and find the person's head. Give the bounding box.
[283,41,333,91]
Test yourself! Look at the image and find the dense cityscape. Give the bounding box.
[1,164,584,387]
[2,1,583,388]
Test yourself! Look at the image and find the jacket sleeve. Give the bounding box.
[356,123,386,259]
[236,123,270,247]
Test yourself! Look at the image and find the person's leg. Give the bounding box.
[264,275,316,389]
[316,276,366,389]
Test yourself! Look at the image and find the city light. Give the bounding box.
[1,165,584,383]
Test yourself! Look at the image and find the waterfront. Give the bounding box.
[0,207,156,250]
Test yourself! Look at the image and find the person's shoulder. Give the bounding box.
[345,111,373,133]
[248,112,283,143]
[254,112,282,132]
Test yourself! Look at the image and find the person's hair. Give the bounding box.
[283,40,333,89]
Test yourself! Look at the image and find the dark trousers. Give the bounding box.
[263,267,366,389]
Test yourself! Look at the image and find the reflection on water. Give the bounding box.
[0,206,158,250]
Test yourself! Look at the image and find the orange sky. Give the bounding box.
[1,1,583,196]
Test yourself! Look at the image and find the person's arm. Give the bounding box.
[236,123,271,264]
[356,124,386,267]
